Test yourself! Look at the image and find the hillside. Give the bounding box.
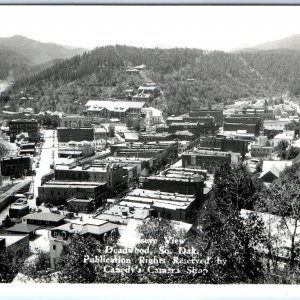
[5,45,300,115]
[0,35,86,81]
[253,34,300,51]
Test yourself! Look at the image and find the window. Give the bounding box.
[62,232,67,239]
[53,245,56,250]
[54,231,58,237]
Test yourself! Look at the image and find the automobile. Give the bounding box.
[45,203,53,208]
[57,205,65,210]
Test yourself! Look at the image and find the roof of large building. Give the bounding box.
[23,212,65,222]
[52,221,118,236]
[41,180,107,188]
[85,100,148,112]
[0,234,28,247]
[7,224,40,233]
[122,188,196,211]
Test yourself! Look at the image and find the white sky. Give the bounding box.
[0,5,300,51]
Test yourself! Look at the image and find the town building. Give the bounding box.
[96,205,150,225]
[264,120,291,131]
[168,122,216,136]
[38,181,108,206]
[121,188,198,223]
[141,107,164,125]
[50,219,118,268]
[54,162,125,193]
[182,149,240,173]
[9,203,30,219]
[223,122,259,136]
[19,143,36,156]
[84,100,149,121]
[110,141,178,160]
[273,132,294,148]
[138,132,175,142]
[189,109,224,126]
[251,145,274,158]
[60,115,92,128]
[8,119,40,143]
[58,141,95,158]
[0,156,32,178]
[67,198,95,213]
[140,167,206,201]
[200,136,249,157]
[57,127,94,143]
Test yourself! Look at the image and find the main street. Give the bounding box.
[27,129,58,209]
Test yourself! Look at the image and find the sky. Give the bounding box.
[0,5,300,51]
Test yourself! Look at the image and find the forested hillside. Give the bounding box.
[5,45,300,115]
[0,35,85,81]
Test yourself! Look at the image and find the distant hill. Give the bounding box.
[5,45,300,115]
[237,34,300,52]
[0,35,86,80]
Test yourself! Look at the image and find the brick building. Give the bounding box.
[140,167,206,202]
[189,109,224,126]
[54,162,125,193]
[182,149,240,173]
[38,181,107,206]
[251,145,274,158]
[1,156,32,177]
[57,128,94,143]
[60,114,92,128]
[200,136,249,157]
[8,119,39,143]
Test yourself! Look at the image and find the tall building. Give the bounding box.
[8,119,39,143]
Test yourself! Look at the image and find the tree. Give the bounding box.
[20,250,51,283]
[257,164,300,269]
[56,235,102,283]
[214,163,258,211]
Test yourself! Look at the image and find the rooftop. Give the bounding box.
[85,100,148,111]
[0,234,28,247]
[7,224,40,233]
[22,213,65,222]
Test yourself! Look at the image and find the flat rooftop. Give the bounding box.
[0,234,28,247]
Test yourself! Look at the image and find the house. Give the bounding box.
[259,160,292,183]
[273,131,294,148]
[50,219,118,269]
[6,224,40,239]
[22,213,66,227]
[0,234,29,263]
